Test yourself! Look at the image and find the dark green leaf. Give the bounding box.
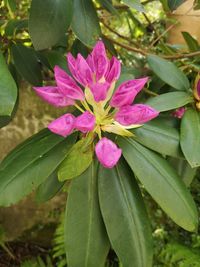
[118,138,198,231]
[146,92,193,112]
[167,0,185,10]
[35,171,65,203]
[0,52,17,120]
[0,130,76,206]
[133,118,182,157]
[65,162,110,267]
[182,32,199,52]
[45,50,69,72]
[122,0,145,12]
[98,159,153,267]
[71,0,101,47]
[29,0,73,50]
[71,39,89,58]
[58,139,93,181]
[180,109,200,168]
[147,55,190,90]
[5,19,28,37]
[11,44,42,86]
[98,0,118,15]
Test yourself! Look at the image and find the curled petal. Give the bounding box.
[115,104,159,126]
[91,41,109,81]
[172,107,185,119]
[33,86,74,107]
[105,57,121,83]
[75,111,95,133]
[48,113,75,137]
[90,82,111,102]
[95,137,122,168]
[54,66,84,100]
[110,77,148,108]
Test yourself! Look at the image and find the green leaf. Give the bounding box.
[29,0,73,50]
[45,50,69,72]
[58,138,93,181]
[65,161,110,267]
[0,130,76,206]
[35,171,65,203]
[0,52,17,119]
[122,0,145,12]
[182,32,199,52]
[147,55,190,91]
[98,0,119,15]
[167,0,185,10]
[118,138,198,231]
[180,109,200,168]
[11,44,42,86]
[71,0,101,47]
[5,19,28,37]
[133,118,182,158]
[146,92,193,112]
[98,159,153,267]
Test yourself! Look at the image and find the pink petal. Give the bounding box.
[172,107,185,119]
[33,86,74,107]
[95,137,122,168]
[48,113,75,137]
[110,77,148,108]
[115,104,159,126]
[91,41,109,81]
[90,82,111,102]
[105,57,121,83]
[54,66,84,101]
[75,111,95,133]
[197,79,200,99]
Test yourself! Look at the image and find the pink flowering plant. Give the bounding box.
[34,41,159,169]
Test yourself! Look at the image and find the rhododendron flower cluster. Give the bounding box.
[33,41,159,168]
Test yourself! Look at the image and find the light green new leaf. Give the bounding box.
[98,159,153,267]
[147,55,190,90]
[0,130,76,206]
[180,108,200,168]
[29,0,73,50]
[71,0,101,47]
[118,138,198,232]
[133,118,182,158]
[11,44,42,86]
[146,92,193,112]
[0,52,17,121]
[58,139,93,181]
[65,162,110,267]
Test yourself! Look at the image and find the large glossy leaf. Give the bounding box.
[0,52,17,122]
[65,162,110,267]
[58,139,93,181]
[98,159,153,267]
[29,0,73,50]
[71,0,101,47]
[180,109,200,168]
[35,171,65,203]
[122,0,145,11]
[133,118,182,158]
[11,44,42,86]
[146,92,193,112]
[147,55,190,91]
[0,130,76,206]
[118,138,198,231]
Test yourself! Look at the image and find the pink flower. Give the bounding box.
[95,137,122,168]
[105,57,121,83]
[115,104,159,126]
[75,111,96,133]
[90,82,110,102]
[33,86,75,107]
[172,107,185,119]
[48,113,75,137]
[54,66,84,101]
[110,78,148,108]
[194,73,200,101]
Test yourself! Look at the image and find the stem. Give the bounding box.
[74,103,85,113]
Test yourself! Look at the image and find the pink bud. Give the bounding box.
[90,82,110,102]
[54,66,84,101]
[105,57,121,83]
[115,104,159,126]
[172,107,185,119]
[48,113,75,137]
[110,77,148,108]
[75,111,96,133]
[95,137,122,168]
[33,86,74,107]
